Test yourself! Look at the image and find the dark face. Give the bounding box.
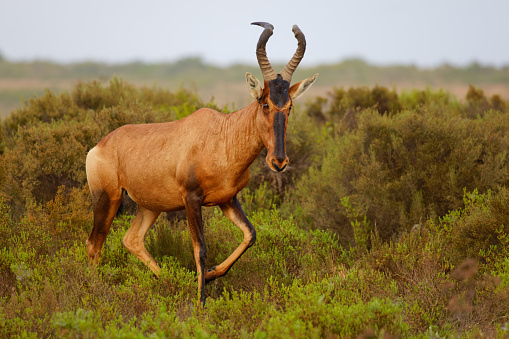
[257,74,292,173]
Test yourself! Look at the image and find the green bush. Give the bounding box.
[291,105,509,246]
[1,77,203,141]
[2,120,100,214]
[432,188,509,270]
[2,90,84,145]
[464,84,503,118]
[305,85,402,125]
[363,189,509,335]
[399,87,458,112]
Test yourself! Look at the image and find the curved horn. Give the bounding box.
[280,25,306,82]
[251,22,277,82]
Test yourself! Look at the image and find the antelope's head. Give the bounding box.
[247,22,318,173]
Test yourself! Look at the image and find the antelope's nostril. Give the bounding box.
[272,161,287,172]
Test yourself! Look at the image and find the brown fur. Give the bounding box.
[85,102,275,303]
[85,25,318,305]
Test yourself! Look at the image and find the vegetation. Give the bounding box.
[0,78,508,337]
[2,57,509,87]
[2,57,509,117]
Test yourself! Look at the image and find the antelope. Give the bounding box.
[85,22,318,305]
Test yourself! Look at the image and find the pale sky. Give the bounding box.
[1,0,508,68]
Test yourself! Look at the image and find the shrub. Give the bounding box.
[464,84,508,118]
[1,77,203,147]
[364,187,509,336]
[432,188,509,270]
[399,87,457,112]
[2,90,84,146]
[367,228,451,332]
[291,106,509,245]
[305,85,402,125]
[2,120,100,213]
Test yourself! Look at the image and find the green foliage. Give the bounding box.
[201,283,410,338]
[3,89,84,143]
[146,217,196,272]
[496,257,509,289]
[432,188,509,270]
[0,198,14,251]
[341,196,371,254]
[333,85,402,117]
[3,77,202,140]
[464,84,506,118]
[4,121,99,208]
[1,79,508,337]
[305,85,403,128]
[399,87,457,111]
[2,184,507,337]
[0,191,403,338]
[291,102,509,245]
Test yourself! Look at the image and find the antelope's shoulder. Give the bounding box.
[185,107,226,122]
[179,108,227,133]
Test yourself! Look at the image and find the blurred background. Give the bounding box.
[1,0,508,116]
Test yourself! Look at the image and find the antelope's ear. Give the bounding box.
[246,73,263,100]
[289,73,319,100]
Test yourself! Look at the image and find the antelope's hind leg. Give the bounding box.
[85,147,122,264]
[86,189,122,264]
[122,207,161,275]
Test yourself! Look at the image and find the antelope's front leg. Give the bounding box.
[205,195,256,283]
[184,192,207,306]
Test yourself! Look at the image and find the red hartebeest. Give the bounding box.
[85,22,318,304]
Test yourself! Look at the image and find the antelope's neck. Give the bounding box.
[222,101,264,173]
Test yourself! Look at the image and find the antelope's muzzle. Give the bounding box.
[267,111,289,173]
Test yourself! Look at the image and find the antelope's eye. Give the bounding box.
[262,103,269,109]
